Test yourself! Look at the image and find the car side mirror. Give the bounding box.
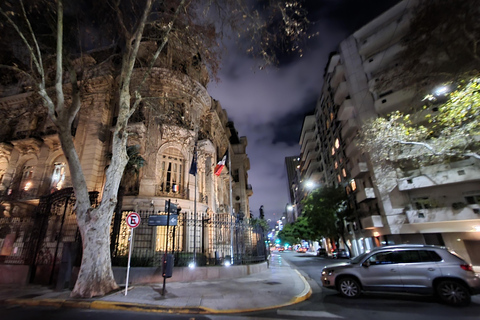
[362,260,371,268]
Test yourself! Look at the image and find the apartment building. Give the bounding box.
[300,0,480,266]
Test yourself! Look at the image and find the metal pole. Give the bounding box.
[228,147,234,265]
[125,227,134,296]
[162,199,172,296]
[193,169,197,265]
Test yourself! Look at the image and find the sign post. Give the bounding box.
[125,212,140,296]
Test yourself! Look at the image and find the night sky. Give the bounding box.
[207,0,401,223]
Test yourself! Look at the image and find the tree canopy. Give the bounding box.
[301,186,350,241]
[360,79,480,166]
[277,216,315,245]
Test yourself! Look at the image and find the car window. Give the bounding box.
[419,250,442,262]
[397,250,422,263]
[368,251,398,265]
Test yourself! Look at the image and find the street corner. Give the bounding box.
[289,269,313,304]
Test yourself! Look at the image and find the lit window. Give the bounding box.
[51,162,66,191]
[21,166,34,192]
[159,148,184,195]
[24,181,32,191]
[335,138,340,149]
[337,175,341,183]
[331,147,335,155]
[342,168,347,177]
[334,161,338,169]
[350,179,357,191]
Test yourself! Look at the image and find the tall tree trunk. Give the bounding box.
[71,206,119,298]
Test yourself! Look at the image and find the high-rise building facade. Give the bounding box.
[300,0,480,266]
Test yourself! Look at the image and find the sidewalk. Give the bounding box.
[0,253,311,314]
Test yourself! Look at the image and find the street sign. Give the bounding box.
[148,214,178,226]
[126,212,141,228]
[164,201,178,214]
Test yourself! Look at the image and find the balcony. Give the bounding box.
[356,187,376,203]
[337,98,354,120]
[341,118,359,139]
[330,65,345,90]
[345,140,359,157]
[363,43,403,75]
[361,215,383,229]
[406,206,480,225]
[155,185,189,200]
[351,162,369,178]
[374,89,415,115]
[246,184,253,196]
[358,15,410,58]
[334,81,348,105]
[398,162,480,191]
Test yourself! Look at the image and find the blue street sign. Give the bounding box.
[148,214,178,226]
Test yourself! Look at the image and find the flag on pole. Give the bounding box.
[214,152,227,176]
[189,144,197,176]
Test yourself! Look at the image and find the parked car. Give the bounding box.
[332,248,350,259]
[317,248,328,257]
[321,244,480,306]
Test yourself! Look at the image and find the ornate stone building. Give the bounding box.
[0,40,255,283]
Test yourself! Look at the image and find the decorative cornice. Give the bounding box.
[11,137,43,155]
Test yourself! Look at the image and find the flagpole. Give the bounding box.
[228,146,234,265]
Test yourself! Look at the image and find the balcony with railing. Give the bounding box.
[351,162,369,178]
[330,65,345,90]
[356,187,376,203]
[155,185,190,200]
[374,88,415,115]
[337,98,354,120]
[341,118,359,139]
[398,161,480,191]
[357,14,410,58]
[246,184,253,196]
[333,81,348,106]
[361,215,383,229]
[405,205,480,224]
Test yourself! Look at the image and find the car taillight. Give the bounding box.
[460,264,473,272]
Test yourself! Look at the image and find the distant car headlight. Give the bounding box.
[322,270,326,275]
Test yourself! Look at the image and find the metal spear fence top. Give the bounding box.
[110,211,267,267]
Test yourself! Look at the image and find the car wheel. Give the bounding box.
[436,280,471,306]
[338,277,361,298]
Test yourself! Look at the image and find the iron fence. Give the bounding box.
[111,210,267,267]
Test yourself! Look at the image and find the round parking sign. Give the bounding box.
[126,212,141,228]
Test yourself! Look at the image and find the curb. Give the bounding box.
[3,271,312,315]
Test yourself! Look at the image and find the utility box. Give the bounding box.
[162,254,174,278]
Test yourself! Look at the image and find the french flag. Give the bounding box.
[214,153,227,176]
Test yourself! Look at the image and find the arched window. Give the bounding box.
[158,148,184,195]
[50,162,66,192]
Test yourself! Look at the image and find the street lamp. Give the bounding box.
[305,180,316,190]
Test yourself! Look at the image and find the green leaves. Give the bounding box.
[301,186,349,240]
[360,78,480,165]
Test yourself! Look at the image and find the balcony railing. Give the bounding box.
[356,187,376,203]
[155,186,189,200]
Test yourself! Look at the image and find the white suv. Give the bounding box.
[321,244,480,306]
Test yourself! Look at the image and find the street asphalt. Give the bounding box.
[0,253,311,314]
